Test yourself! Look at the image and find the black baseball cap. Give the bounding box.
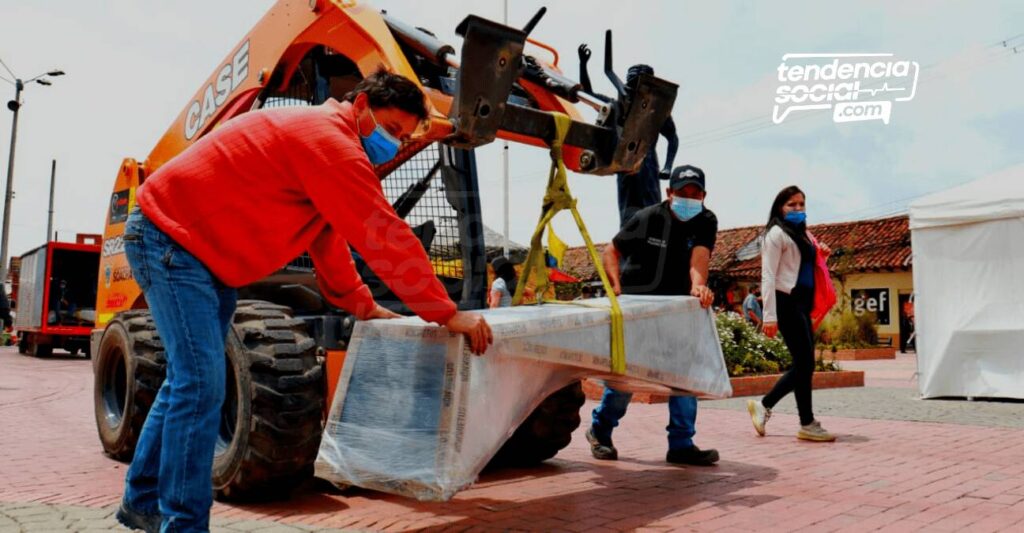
[669,165,705,192]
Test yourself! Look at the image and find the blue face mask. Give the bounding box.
[784,211,807,225]
[671,197,703,221]
[359,108,402,165]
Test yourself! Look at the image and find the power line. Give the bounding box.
[674,31,1024,150]
[494,32,1024,191]
[989,33,1024,48]
[819,173,992,223]
[0,56,16,79]
[673,116,765,143]
[676,51,1021,151]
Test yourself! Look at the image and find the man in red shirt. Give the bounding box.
[117,70,493,533]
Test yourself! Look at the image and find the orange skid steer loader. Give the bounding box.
[91,0,677,501]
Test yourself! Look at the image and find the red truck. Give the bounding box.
[14,236,101,357]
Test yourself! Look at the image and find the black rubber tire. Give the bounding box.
[92,302,324,502]
[30,341,53,357]
[212,300,324,502]
[93,311,164,461]
[17,335,28,355]
[487,381,586,468]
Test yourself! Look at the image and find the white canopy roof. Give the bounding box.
[909,163,1024,230]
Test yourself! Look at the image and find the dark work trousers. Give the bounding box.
[762,286,815,425]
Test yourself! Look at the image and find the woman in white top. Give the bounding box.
[488,256,515,308]
[746,186,835,442]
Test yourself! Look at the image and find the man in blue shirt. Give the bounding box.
[743,285,763,330]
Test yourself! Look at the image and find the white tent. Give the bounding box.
[908,163,1024,399]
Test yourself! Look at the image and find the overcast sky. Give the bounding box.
[1,0,1022,257]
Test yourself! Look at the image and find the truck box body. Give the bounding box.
[15,242,101,337]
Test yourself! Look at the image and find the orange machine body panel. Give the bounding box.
[97,0,590,328]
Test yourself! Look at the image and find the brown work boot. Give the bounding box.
[666,445,720,466]
[116,501,160,533]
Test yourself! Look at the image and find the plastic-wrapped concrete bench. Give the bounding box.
[314,295,731,501]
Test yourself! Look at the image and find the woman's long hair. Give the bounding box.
[765,185,814,255]
[493,258,518,295]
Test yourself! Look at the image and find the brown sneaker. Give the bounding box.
[747,399,771,436]
[797,420,836,442]
[585,427,618,460]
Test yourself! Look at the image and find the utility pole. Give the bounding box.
[1,79,23,284]
[502,0,510,258]
[46,159,56,241]
[0,61,64,283]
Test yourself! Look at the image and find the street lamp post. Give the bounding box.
[2,79,24,287]
[0,65,64,284]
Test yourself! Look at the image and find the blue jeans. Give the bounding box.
[121,207,237,533]
[591,387,698,451]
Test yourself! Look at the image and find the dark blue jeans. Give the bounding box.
[591,387,698,450]
[121,207,237,532]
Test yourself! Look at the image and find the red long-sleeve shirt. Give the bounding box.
[136,100,457,325]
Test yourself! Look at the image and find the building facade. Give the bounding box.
[709,215,913,349]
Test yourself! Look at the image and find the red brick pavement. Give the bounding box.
[2,347,1024,532]
[839,352,919,389]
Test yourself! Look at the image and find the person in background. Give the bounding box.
[586,165,720,467]
[747,185,835,442]
[489,256,516,308]
[742,285,763,330]
[0,287,12,332]
[488,256,535,308]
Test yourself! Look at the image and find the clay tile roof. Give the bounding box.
[560,215,911,282]
[561,243,610,283]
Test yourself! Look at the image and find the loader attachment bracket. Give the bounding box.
[495,72,677,175]
[445,14,677,175]
[610,73,677,175]
[447,16,527,148]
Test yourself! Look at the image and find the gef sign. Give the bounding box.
[852,288,890,325]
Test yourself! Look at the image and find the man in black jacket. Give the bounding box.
[586,165,720,466]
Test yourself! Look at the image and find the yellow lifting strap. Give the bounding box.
[511,113,627,375]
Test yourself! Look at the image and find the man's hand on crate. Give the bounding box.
[364,304,403,320]
[445,311,494,355]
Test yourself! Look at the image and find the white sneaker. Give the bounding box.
[797,420,836,442]
[747,399,771,436]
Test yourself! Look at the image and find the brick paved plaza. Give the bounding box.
[2,349,1023,532]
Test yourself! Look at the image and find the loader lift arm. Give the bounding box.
[139,1,678,179]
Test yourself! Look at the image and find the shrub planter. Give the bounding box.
[822,347,897,361]
[729,370,865,398]
[583,370,865,404]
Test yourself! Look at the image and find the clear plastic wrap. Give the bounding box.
[314,295,731,501]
